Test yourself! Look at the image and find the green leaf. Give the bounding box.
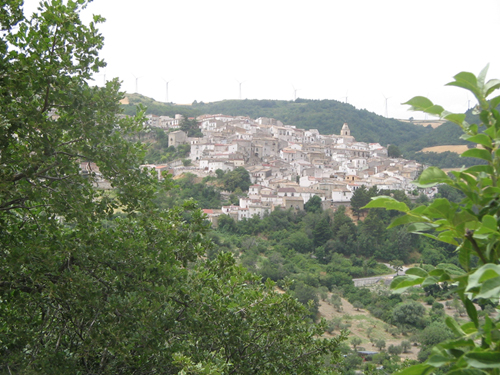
[444,113,467,126]
[422,276,439,286]
[464,351,500,369]
[463,165,494,174]
[463,134,492,148]
[446,72,481,99]
[428,268,446,277]
[489,94,500,109]
[403,96,434,111]
[476,276,500,300]
[484,78,500,97]
[467,264,500,292]
[390,276,425,291]
[445,316,465,336]
[484,125,496,138]
[363,196,409,212]
[461,148,492,161]
[404,267,428,278]
[478,65,489,90]
[447,369,489,375]
[388,214,428,229]
[458,243,472,271]
[407,222,438,233]
[438,338,476,350]
[403,96,447,116]
[461,321,478,334]
[437,231,459,246]
[427,354,452,367]
[416,167,453,187]
[394,363,434,375]
[482,215,498,231]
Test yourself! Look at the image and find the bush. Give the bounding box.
[388,344,402,356]
[431,302,444,310]
[392,301,427,329]
[425,296,435,305]
[401,340,411,353]
[375,339,386,351]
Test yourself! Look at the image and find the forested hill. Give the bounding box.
[122,94,431,147]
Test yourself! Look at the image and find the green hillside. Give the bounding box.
[122,94,481,167]
[122,94,429,145]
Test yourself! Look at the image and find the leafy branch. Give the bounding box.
[364,65,500,374]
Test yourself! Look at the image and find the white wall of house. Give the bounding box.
[332,189,353,202]
[238,209,250,221]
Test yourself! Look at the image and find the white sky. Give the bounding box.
[22,0,500,120]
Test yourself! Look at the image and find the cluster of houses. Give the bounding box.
[141,113,433,226]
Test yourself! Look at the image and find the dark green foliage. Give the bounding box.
[392,301,427,329]
[155,173,222,209]
[375,339,386,351]
[416,322,454,362]
[339,354,363,375]
[220,167,251,192]
[352,300,364,311]
[406,150,486,169]
[425,296,436,305]
[388,344,403,356]
[144,134,191,163]
[304,195,323,213]
[1,2,348,373]
[435,183,465,203]
[421,246,446,266]
[283,231,315,253]
[180,117,203,137]
[351,337,362,350]
[313,216,333,247]
[401,340,411,353]
[388,144,402,158]
[292,281,320,316]
[350,185,377,219]
[383,227,415,263]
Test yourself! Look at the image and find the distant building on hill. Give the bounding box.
[168,130,188,147]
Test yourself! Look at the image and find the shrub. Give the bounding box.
[425,296,435,305]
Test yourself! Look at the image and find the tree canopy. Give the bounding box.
[0,2,345,373]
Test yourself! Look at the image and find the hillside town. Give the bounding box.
[140,113,431,224]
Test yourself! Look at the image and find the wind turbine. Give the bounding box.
[161,77,171,102]
[383,93,391,118]
[131,73,143,93]
[236,79,245,100]
[292,84,299,101]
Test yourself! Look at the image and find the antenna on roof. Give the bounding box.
[161,77,171,102]
[131,73,143,93]
[236,79,245,100]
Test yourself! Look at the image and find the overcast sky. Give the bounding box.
[23,0,500,120]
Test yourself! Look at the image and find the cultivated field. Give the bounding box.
[399,119,447,129]
[421,145,469,154]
